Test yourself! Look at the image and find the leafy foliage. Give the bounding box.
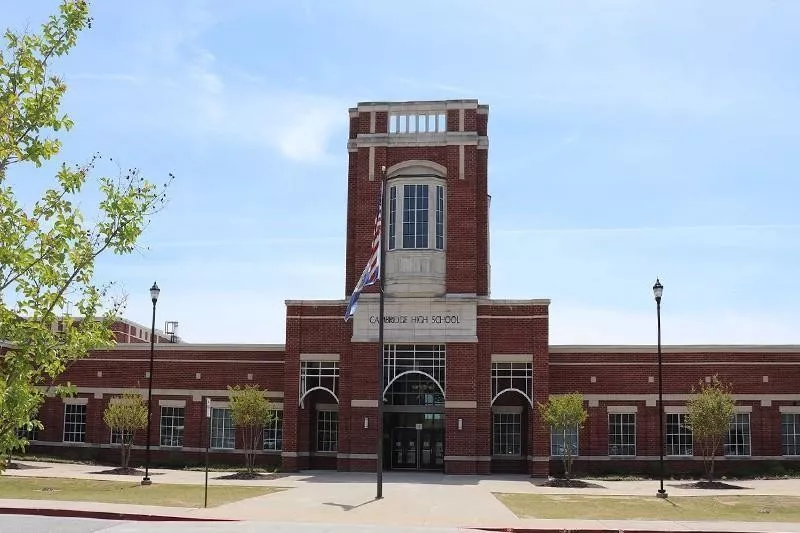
[685,375,735,482]
[228,385,274,473]
[103,392,147,468]
[0,1,171,469]
[537,392,588,480]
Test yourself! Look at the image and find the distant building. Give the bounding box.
[23,100,800,476]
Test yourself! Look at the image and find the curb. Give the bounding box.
[0,507,236,522]
[474,529,754,533]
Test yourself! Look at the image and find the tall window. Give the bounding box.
[317,410,338,452]
[435,186,444,250]
[210,407,235,449]
[388,186,396,250]
[384,344,445,403]
[782,414,800,456]
[110,429,133,445]
[63,404,87,443]
[300,360,339,405]
[493,412,522,456]
[491,362,533,404]
[263,410,283,451]
[403,184,429,248]
[724,413,751,456]
[608,413,636,456]
[160,406,185,447]
[551,425,579,456]
[666,413,693,456]
[387,182,445,251]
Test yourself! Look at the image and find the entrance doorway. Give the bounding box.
[386,413,444,470]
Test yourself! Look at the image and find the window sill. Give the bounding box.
[312,451,337,456]
[492,454,523,460]
[608,455,636,459]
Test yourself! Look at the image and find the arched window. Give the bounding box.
[385,161,446,252]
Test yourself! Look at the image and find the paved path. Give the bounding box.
[5,461,800,532]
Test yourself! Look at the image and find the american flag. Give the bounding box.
[344,182,383,321]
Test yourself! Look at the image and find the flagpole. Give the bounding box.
[376,165,386,500]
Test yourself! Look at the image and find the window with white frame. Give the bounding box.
[724,413,751,456]
[316,410,338,452]
[300,360,339,404]
[666,413,693,456]
[493,412,522,456]
[387,182,445,251]
[63,404,87,443]
[389,112,446,134]
[110,428,133,445]
[384,344,445,400]
[781,414,800,456]
[491,362,532,404]
[160,406,185,447]
[550,425,579,456]
[210,407,235,449]
[263,410,283,451]
[608,413,636,456]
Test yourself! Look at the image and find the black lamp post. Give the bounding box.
[141,281,160,486]
[653,278,668,498]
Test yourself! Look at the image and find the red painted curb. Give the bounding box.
[0,507,236,522]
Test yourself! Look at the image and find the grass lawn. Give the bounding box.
[0,476,284,508]
[494,493,800,522]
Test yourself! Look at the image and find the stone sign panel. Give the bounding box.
[351,295,477,343]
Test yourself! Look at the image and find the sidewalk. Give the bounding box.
[4,460,800,532]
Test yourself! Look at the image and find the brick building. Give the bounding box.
[22,99,800,477]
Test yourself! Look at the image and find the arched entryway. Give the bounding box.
[382,371,445,471]
[490,389,532,474]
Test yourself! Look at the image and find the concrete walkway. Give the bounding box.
[4,461,800,532]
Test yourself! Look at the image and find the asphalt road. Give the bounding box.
[0,515,470,533]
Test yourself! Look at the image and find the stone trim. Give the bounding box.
[157,399,186,408]
[477,298,551,306]
[300,353,340,362]
[584,393,799,403]
[607,405,638,414]
[209,400,229,409]
[348,133,486,149]
[478,315,548,320]
[368,146,375,180]
[281,451,310,457]
[45,387,283,402]
[386,159,447,177]
[491,353,533,363]
[351,399,378,408]
[285,299,347,307]
[780,406,800,414]
[445,401,477,409]
[736,405,753,413]
[444,455,492,462]
[337,453,378,460]
[109,343,285,351]
[355,100,479,113]
[664,406,688,414]
[63,397,88,405]
[89,357,284,364]
[316,403,339,411]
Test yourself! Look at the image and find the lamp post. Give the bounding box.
[141,282,160,486]
[653,278,667,499]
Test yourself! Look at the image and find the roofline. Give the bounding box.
[550,345,800,354]
[285,297,551,307]
[479,298,551,306]
[105,343,285,352]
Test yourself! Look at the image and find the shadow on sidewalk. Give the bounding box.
[323,499,381,511]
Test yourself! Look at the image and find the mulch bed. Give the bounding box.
[215,471,289,480]
[673,480,748,490]
[91,467,148,476]
[537,478,605,488]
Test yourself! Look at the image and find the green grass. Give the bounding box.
[494,493,800,522]
[0,476,284,508]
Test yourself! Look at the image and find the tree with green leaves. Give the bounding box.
[685,375,735,482]
[228,385,274,474]
[0,0,171,470]
[103,392,147,469]
[537,392,588,480]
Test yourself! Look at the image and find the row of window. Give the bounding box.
[491,412,800,457]
[388,113,447,134]
[57,405,284,451]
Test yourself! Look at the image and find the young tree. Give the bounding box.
[537,392,588,480]
[228,385,274,474]
[0,0,171,470]
[685,375,735,482]
[103,392,147,469]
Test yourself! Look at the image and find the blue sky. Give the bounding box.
[4,0,799,345]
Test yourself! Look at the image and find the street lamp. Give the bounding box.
[653,278,667,499]
[141,282,160,486]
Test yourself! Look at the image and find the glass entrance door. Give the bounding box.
[391,427,419,470]
[386,414,444,471]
